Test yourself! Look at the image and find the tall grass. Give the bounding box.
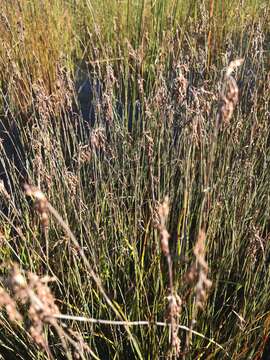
[0,0,269,358]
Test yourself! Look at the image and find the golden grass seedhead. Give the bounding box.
[157,197,170,256]
[24,184,46,201]
[24,184,49,228]
[226,58,244,78]
[0,287,22,323]
[12,270,27,288]
[193,229,212,310]
[219,80,239,125]
[160,228,170,256]
[185,263,198,284]
[158,196,169,224]
[217,58,244,126]
[194,229,208,270]
[166,294,182,356]
[167,294,182,321]
[90,128,106,151]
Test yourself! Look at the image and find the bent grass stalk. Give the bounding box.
[24,187,225,357]
[24,184,144,360]
[48,313,229,357]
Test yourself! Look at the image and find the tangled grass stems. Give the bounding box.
[202,58,244,222]
[0,1,268,358]
[22,189,217,357]
[24,184,144,360]
[0,265,95,360]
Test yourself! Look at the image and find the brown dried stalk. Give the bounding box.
[48,313,228,355]
[193,229,212,310]
[0,274,227,357]
[185,228,212,351]
[205,59,244,217]
[217,59,244,127]
[24,184,142,358]
[157,197,182,357]
[24,185,117,313]
[0,264,96,359]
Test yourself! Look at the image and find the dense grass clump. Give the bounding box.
[0,0,269,359]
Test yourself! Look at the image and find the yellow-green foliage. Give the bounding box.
[0,1,269,359]
[0,0,267,114]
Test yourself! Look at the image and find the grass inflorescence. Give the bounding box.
[0,0,269,359]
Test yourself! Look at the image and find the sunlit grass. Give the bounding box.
[0,0,269,359]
